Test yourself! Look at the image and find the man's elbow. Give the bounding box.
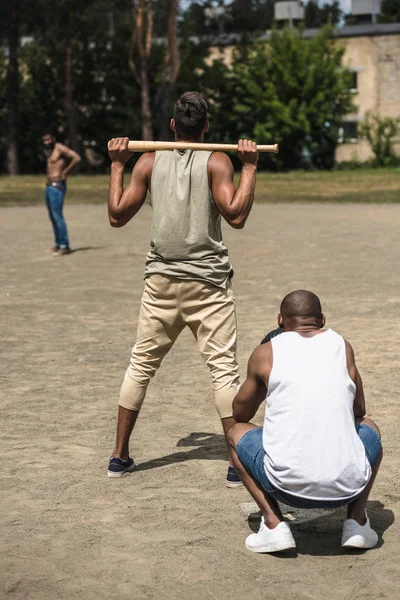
[227,213,246,229]
[231,219,246,229]
[109,213,125,228]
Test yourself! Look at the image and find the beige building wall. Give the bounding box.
[337,33,400,162]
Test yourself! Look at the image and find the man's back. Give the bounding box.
[264,329,371,500]
[145,149,231,287]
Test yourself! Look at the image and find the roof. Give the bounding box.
[187,22,400,47]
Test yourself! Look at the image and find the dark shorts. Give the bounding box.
[236,425,382,509]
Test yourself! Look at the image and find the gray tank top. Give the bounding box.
[144,150,232,288]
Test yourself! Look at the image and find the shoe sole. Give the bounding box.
[226,480,244,488]
[246,540,296,553]
[107,463,136,478]
[342,535,378,549]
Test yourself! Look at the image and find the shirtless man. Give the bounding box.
[228,290,383,553]
[41,133,81,255]
[106,91,258,486]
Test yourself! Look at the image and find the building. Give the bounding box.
[206,20,400,163]
[275,1,305,28]
[335,22,400,162]
[347,0,382,25]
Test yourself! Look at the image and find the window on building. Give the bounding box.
[350,71,358,93]
[338,121,359,143]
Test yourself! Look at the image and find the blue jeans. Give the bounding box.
[236,426,382,509]
[45,182,69,248]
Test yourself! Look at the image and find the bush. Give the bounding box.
[359,112,400,167]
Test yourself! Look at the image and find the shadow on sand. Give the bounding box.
[134,432,227,473]
[70,246,104,253]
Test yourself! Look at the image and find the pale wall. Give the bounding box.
[337,33,400,162]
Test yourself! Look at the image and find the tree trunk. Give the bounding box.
[140,54,153,140]
[130,0,154,140]
[6,0,20,175]
[158,0,180,140]
[64,9,79,154]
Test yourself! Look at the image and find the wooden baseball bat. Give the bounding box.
[126,140,279,153]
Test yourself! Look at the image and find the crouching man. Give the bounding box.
[228,290,383,553]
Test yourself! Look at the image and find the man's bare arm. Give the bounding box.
[107,137,154,228]
[208,139,258,229]
[57,143,81,178]
[345,340,366,418]
[232,344,271,422]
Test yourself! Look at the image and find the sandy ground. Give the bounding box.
[1,201,399,600]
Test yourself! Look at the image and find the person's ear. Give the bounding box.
[170,118,175,132]
[320,313,326,329]
[277,313,284,328]
[203,120,209,133]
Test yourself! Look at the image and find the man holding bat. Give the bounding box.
[107,91,258,486]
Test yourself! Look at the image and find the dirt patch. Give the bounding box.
[1,203,399,599]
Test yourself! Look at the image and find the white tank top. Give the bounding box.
[263,329,371,500]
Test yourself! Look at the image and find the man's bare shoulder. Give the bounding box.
[55,142,74,155]
[134,151,156,174]
[344,338,356,364]
[249,342,273,373]
[208,151,233,174]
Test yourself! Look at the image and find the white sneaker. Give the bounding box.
[245,518,296,553]
[341,513,378,549]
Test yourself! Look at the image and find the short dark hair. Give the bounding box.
[173,92,208,139]
[280,290,322,320]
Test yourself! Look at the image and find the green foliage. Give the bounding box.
[203,27,354,170]
[359,112,400,167]
[228,0,275,33]
[380,0,400,24]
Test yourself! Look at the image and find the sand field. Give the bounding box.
[1,201,399,599]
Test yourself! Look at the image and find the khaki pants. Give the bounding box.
[119,274,240,419]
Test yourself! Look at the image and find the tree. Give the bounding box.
[360,113,400,167]
[6,0,20,174]
[228,0,275,33]
[182,1,276,36]
[129,0,181,141]
[305,1,342,29]
[18,0,102,156]
[380,0,400,24]
[63,2,79,154]
[129,0,154,140]
[209,27,354,170]
[379,0,400,23]
[156,0,181,139]
[1,0,143,173]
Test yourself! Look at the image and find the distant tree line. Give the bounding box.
[1,0,399,174]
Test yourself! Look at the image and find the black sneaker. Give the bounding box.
[107,456,136,478]
[226,465,243,488]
